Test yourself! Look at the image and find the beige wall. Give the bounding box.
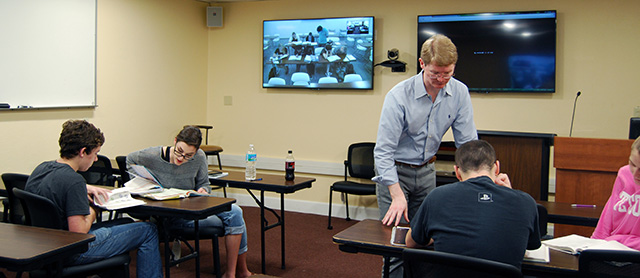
[0,0,208,176]
[2,0,640,211]
[208,0,640,206]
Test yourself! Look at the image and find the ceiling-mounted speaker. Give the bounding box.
[207,6,223,27]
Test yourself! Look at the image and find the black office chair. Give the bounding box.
[579,249,640,278]
[12,187,131,278]
[1,173,29,225]
[78,154,116,187]
[327,142,376,230]
[403,248,523,278]
[164,224,225,278]
[537,203,550,239]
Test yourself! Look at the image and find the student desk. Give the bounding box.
[119,196,236,278]
[538,201,603,227]
[0,222,95,278]
[332,219,580,278]
[209,171,316,274]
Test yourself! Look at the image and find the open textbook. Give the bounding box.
[93,188,145,210]
[124,164,163,195]
[141,188,209,201]
[542,234,639,255]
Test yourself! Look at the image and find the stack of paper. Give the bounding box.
[524,245,550,263]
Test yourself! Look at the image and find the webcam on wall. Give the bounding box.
[376,48,406,72]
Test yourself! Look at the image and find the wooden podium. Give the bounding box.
[554,137,634,237]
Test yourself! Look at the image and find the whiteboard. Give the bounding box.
[0,0,96,109]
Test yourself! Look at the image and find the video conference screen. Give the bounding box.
[263,16,374,90]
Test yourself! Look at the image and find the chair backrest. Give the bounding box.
[1,173,29,224]
[343,73,363,83]
[318,77,338,84]
[579,249,640,278]
[536,203,548,238]
[12,187,64,229]
[268,77,286,85]
[116,155,130,183]
[291,72,310,83]
[346,142,376,179]
[403,248,522,278]
[78,155,115,186]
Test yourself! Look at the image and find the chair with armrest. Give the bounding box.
[327,142,376,230]
[12,187,131,278]
[78,154,116,187]
[1,173,29,225]
[403,248,522,278]
[579,249,640,278]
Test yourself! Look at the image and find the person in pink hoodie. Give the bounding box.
[591,136,640,250]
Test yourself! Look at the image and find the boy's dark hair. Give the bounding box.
[59,120,105,159]
[454,140,496,173]
[177,126,202,149]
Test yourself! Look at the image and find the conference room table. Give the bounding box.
[332,219,581,278]
[0,222,95,278]
[119,195,236,278]
[209,171,316,274]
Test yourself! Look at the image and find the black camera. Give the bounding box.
[387,48,399,60]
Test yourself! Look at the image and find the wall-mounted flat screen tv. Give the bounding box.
[263,16,374,90]
[417,10,557,93]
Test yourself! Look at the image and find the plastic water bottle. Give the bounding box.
[245,144,257,181]
[285,150,295,181]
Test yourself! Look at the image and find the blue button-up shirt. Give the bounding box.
[373,71,477,187]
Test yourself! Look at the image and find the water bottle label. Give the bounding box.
[247,153,257,162]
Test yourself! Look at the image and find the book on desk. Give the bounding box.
[124,164,164,195]
[542,234,639,255]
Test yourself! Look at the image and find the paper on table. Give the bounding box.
[524,245,550,263]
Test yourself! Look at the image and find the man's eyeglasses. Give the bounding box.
[174,147,195,160]
[426,71,455,80]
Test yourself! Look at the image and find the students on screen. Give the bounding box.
[126,125,252,278]
[25,120,162,278]
[316,25,328,46]
[592,136,640,250]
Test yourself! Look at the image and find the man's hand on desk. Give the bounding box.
[382,183,409,226]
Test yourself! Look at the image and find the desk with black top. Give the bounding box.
[209,171,315,274]
[120,196,236,278]
[333,219,580,278]
[0,222,95,278]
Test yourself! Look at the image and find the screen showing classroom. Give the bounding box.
[417,10,557,93]
[263,16,374,90]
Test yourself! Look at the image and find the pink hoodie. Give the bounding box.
[591,165,640,250]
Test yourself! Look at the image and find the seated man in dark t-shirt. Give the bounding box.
[405,140,541,275]
[25,120,162,278]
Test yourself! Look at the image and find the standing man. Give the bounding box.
[373,34,477,277]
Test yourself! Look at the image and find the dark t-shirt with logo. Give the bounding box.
[409,176,541,269]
